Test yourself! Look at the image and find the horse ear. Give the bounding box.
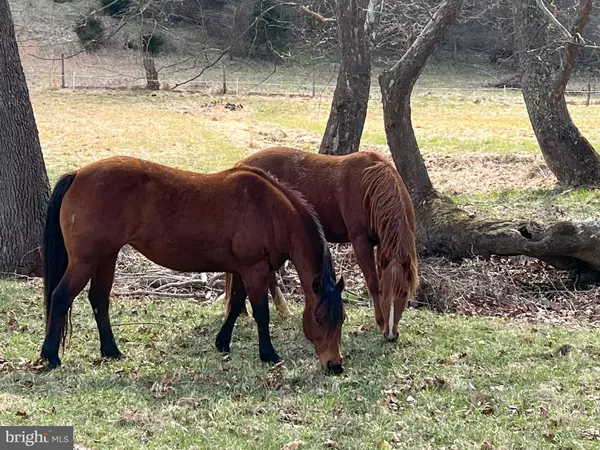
[335,275,345,293]
[312,274,323,294]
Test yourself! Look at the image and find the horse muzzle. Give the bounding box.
[385,331,399,342]
[324,360,343,375]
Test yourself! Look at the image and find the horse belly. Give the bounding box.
[131,240,237,273]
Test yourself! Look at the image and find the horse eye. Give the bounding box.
[315,317,323,326]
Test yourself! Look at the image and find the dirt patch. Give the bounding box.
[154,96,322,154]
[424,152,555,195]
[361,146,556,195]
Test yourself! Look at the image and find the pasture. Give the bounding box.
[1,88,600,449]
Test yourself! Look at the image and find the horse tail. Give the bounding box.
[362,160,419,304]
[43,173,76,337]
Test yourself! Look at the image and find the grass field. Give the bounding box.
[2,280,600,449]
[1,88,599,449]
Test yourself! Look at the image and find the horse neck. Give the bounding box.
[285,215,326,297]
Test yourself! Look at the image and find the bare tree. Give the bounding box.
[379,0,600,275]
[0,0,50,276]
[514,0,600,186]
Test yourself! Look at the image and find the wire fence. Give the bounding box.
[21,49,600,104]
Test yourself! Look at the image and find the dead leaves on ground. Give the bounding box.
[281,440,304,450]
[0,357,47,374]
[471,390,494,416]
[150,374,181,398]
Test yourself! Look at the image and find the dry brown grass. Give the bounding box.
[28,89,600,329]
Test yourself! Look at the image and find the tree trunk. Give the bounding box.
[379,0,462,202]
[378,0,600,276]
[143,55,160,90]
[0,0,50,276]
[319,0,371,155]
[514,0,600,186]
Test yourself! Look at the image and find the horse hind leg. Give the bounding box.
[351,234,384,332]
[222,273,249,318]
[269,270,291,317]
[41,262,95,368]
[88,254,122,359]
[216,273,248,353]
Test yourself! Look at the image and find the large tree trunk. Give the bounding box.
[143,55,160,90]
[0,0,50,276]
[378,0,600,276]
[514,0,600,186]
[319,0,371,155]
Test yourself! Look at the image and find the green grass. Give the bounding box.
[33,91,248,184]
[5,88,597,448]
[452,187,600,221]
[1,280,599,449]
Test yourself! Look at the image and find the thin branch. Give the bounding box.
[297,5,335,23]
[555,0,592,93]
[168,1,334,90]
[113,290,205,299]
[534,0,576,42]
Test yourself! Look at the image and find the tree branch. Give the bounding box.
[551,0,592,94]
[168,2,333,91]
[296,5,335,23]
[534,0,574,42]
[388,0,464,87]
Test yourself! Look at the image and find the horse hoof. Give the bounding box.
[215,338,230,354]
[45,356,62,370]
[101,348,123,359]
[260,352,281,364]
[40,349,61,369]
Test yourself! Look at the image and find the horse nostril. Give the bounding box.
[326,361,344,375]
[385,332,399,343]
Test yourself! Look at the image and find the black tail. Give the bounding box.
[43,173,76,329]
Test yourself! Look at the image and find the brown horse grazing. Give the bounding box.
[225,147,418,341]
[40,156,345,373]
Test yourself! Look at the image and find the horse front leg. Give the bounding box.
[351,234,384,332]
[245,265,281,364]
[222,272,249,318]
[215,273,247,353]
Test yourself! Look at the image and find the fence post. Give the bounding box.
[236,77,239,96]
[72,71,76,91]
[586,74,592,107]
[221,62,227,95]
[312,59,316,97]
[61,53,65,88]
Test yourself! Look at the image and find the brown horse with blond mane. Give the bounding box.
[226,147,418,341]
[40,156,345,373]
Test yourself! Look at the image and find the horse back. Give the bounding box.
[57,156,292,273]
[237,147,389,242]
